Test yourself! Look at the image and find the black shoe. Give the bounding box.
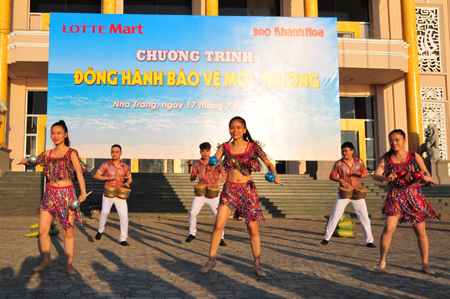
[95,232,103,240]
[219,240,227,246]
[366,243,376,248]
[185,235,195,243]
[120,241,130,246]
[321,240,329,246]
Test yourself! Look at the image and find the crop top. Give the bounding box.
[37,148,88,182]
[221,142,266,176]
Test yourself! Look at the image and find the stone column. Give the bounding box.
[0,0,11,147]
[102,0,116,14]
[304,0,318,17]
[401,0,423,151]
[206,0,218,16]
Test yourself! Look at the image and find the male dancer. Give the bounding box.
[321,142,376,247]
[94,144,132,246]
[186,142,227,246]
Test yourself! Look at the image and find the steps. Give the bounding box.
[1,171,449,219]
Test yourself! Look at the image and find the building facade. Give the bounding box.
[2,0,449,175]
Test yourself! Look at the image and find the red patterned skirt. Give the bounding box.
[382,184,440,225]
[38,184,82,230]
[220,181,265,225]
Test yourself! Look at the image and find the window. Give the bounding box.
[124,0,192,15]
[220,0,280,16]
[318,0,370,22]
[25,92,47,162]
[340,97,373,119]
[30,0,102,13]
[340,96,376,171]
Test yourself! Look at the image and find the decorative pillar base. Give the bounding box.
[428,159,450,185]
[0,146,11,177]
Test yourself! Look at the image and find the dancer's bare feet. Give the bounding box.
[422,264,435,275]
[33,262,52,273]
[254,266,266,277]
[374,261,386,272]
[66,265,76,276]
[200,260,216,273]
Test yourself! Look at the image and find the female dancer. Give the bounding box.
[21,120,88,275]
[200,116,280,277]
[373,129,439,274]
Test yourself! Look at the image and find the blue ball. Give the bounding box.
[265,172,275,182]
[70,199,80,209]
[209,156,218,166]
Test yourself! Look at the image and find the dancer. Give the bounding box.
[21,120,88,275]
[186,142,227,245]
[373,129,439,274]
[200,116,280,277]
[321,142,376,247]
[94,144,132,246]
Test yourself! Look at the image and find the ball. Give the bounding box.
[70,199,80,209]
[28,155,38,165]
[209,156,218,166]
[413,172,424,182]
[265,172,276,182]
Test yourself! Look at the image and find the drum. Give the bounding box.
[117,187,131,199]
[206,186,221,198]
[104,186,117,198]
[338,187,354,199]
[194,184,207,196]
[353,186,368,199]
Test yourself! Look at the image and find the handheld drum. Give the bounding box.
[206,186,221,198]
[338,186,354,199]
[117,187,131,199]
[104,186,117,198]
[194,184,207,196]
[352,186,368,199]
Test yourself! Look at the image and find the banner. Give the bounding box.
[48,13,340,160]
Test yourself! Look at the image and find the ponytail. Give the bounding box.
[51,120,71,147]
[380,129,406,161]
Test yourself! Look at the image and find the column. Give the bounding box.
[401,0,423,151]
[0,0,10,147]
[304,0,318,17]
[206,0,218,16]
[102,0,116,14]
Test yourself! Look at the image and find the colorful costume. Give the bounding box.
[37,148,88,230]
[189,160,225,238]
[324,156,374,243]
[220,142,265,224]
[97,160,132,242]
[382,151,440,225]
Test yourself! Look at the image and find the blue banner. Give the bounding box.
[48,13,340,160]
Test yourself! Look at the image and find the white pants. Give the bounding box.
[324,194,374,243]
[189,195,224,239]
[98,194,129,242]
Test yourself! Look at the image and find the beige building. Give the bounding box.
[1,0,449,176]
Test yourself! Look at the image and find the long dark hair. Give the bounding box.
[51,120,70,147]
[380,129,406,161]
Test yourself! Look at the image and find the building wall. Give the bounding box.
[4,0,450,174]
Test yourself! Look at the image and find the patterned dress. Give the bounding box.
[37,148,89,229]
[382,151,440,225]
[219,142,266,224]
